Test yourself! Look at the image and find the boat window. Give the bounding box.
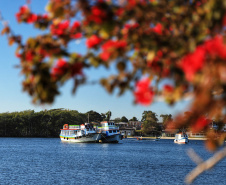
[109,130,112,133]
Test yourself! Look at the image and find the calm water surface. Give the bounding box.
[0,138,225,185]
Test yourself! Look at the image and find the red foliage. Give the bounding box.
[128,0,137,7]
[15,52,22,58]
[191,116,210,132]
[134,78,154,106]
[71,21,80,30]
[100,40,127,61]
[204,35,226,59]
[152,23,163,35]
[100,52,111,61]
[180,35,226,81]
[86,35,102,48]
[51,59,69,79]
[180,46,206,81]
[26,13,37,23]
[15,5,29,22]
[50,20,82,39]
[88,6,107,24]
[15,5,37,23]
[70,21,82,39]
[50,20,70,36]
[163,84,174,93]
[115,8,124,16]
[71,33,82,39]
[25,50,34,62]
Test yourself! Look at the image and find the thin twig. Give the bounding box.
[185,146,226,184]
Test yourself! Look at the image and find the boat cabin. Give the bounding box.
[60,123,96,137]
[175,132,188,139]
[98,121,120,136]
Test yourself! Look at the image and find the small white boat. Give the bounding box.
[174,132,189,144]
[60,123,102,143]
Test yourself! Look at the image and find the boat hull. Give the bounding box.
[100,134,122,143]
[60,133,102,143]
[174,139,189,144]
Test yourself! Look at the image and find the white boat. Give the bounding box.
[174,132,189,144]
[60,123,102,143]
[97,121,123,143]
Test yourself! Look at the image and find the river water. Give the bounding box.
[0,138,225,185]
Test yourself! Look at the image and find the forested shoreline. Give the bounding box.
[0,109,172,137]
[0,109,108,137]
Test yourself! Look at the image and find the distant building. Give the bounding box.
[120,128,135,136]
[115,122,128,127]
[128,121,143,129]
[161,129,178,137]
[187,131,206,138]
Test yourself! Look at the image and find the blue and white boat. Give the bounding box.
[97,121,123,143]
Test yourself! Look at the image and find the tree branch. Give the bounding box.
[185,146,226,184]
[187,148,204,165]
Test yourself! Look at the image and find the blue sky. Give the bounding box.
[0,0,191,121]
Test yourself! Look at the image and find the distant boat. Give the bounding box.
[97,121,123,143]
[174,132,189,144]
[60,123,102,143]
[136,136,160,141]
[155,136,161,141]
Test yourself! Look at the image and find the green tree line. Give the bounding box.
[0,109,102,137]
[0,109,172,137]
